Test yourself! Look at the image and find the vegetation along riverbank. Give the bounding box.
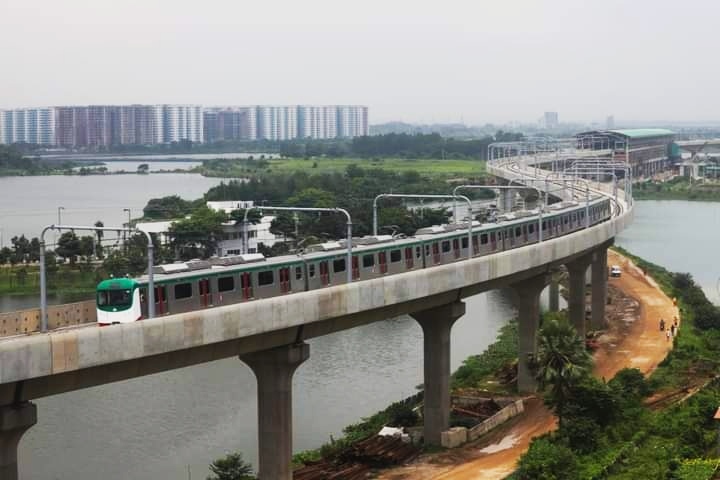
[634,176,720,202]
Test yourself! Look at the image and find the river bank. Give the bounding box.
[373,249,678,479]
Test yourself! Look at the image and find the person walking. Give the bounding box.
[670,324,676,337]
[660,318,665,331]
[666,329,671,342]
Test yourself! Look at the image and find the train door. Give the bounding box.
[452,238,460,259]
[279,267,291,293]
[319,261,330,286]
[523,225,528,242]
[241,272,253,300]
[149,285,168,315]
[378,251,388,274]
[352,256,360,280]
[509,229,515,247]
[472,235,479,256]
[198,278,212,307]
[432,242,441,264]
[405,247,414,269]
[490,231,497,250]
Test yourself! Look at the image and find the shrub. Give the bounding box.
[517,437,578,480]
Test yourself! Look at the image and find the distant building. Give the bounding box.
[575,128,675,177]
[606,115,615,130]
[0,108,56,145]
[1,104,368,146]
[544,112,559,129]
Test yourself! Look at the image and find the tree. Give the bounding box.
[269,213,296,241]
[536,317,593,427]
[78,236,95,260]
[137,163,149,174]
[169,206,227,259]
[517,437,578,480]
[94,221,105,259]
[55,232,81,264]
[206,452,255,480]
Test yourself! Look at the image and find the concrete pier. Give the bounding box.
[0,402,36,480]
[566,254,593,336]
[548,268,561,313]
[591,248,609,330]
[241,343,309,480]
[511,274,550,393]
[411,301,466,445]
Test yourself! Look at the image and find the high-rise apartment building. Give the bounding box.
[257,106,298,141]
[337,105,368,138]
[544,111,559,129]
[162,105,203,143]
[0,108,56,145]
[203,107,258,143]
[297,105,339,139]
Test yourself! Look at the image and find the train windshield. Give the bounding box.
[97,289,132,308]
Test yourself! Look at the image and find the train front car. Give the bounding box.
[96,278,142,325]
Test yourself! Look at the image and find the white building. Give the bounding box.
[257,106,298,141]
[0,108,56,145]
[336,105,368,138]
[161,104,203,143]
[297,105,338,139]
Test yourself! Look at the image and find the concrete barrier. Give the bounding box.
[0,301,95,337]
[468,399,524,442]
[441,427,468,448]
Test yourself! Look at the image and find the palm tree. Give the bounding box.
[536,316,593,427]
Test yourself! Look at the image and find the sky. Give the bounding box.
[1,0,719,125]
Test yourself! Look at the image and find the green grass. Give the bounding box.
[634,177,720,202]
[199,157,486,178]
[0,264,99,296]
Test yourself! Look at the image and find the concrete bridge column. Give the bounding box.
[0,402,37,480]
[241,343,309,480]
[566,254,593,337]
[511,274,550,393]
[411,301,466,446]
[548,268,561,313]
[591,248,609,330]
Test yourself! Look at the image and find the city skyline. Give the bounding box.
[0,104,369,145]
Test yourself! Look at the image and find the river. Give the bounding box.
[0,172,229,248]
[5,178,716,479]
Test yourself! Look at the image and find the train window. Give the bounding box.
[154,286,167,304]
[441,241,451,253]
[295,266,303,280]
[416,246,422,258]
[390,249,402,263]
[528,224,535,234]
[174,283,192,300]
[515,227,521,237]
[258,270,274,286]
[333,258,346,272]
[461,237,469,249]
[564,216,569,225]
[218,276,235,292]
[542,221,547,230]
[424,245,430,256]
[480,233,488,244]
[309,264,316,278]
[362,254,375,268]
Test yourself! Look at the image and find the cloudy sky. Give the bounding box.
[1,0,718,124]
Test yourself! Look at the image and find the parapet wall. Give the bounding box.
[0,301,95,337]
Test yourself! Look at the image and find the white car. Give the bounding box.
[610,265,621,278]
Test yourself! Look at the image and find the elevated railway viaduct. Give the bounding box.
[0,154,633,479]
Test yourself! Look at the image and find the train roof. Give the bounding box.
[130,197,611,284]
[97,278,138,290]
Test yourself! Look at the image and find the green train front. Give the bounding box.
[96,278,143,325]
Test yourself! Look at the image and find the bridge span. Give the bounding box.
[0,155,633,479]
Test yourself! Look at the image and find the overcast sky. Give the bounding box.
[1,0,718,125]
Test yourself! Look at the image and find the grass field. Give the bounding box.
[200,157,486,178]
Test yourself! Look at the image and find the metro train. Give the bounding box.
[96,197,612,325]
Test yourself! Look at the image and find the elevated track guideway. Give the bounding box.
[0,149,633,479]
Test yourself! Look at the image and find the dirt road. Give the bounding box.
[378,250,678,480]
